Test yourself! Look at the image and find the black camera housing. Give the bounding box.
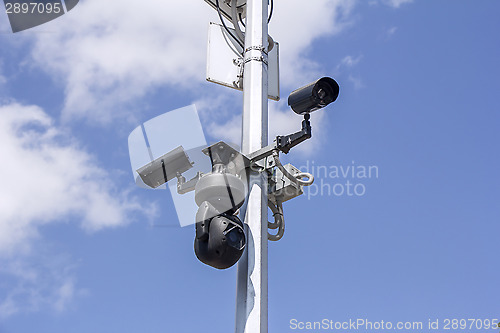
[288,77,340,115]
[192,142,247,270]
[194,201,246,269]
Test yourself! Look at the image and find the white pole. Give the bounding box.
[235,0,269,332]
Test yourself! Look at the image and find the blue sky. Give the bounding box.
[0,0,499,332]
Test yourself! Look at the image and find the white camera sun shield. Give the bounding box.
[128,105,211,227]
[136,146,193,188]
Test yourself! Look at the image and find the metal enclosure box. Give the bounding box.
[268,163,303,205]
[206,22,280,101]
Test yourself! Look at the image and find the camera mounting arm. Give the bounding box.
[247,114,312,166]
[176,171,203,194]
[276,114,312,154]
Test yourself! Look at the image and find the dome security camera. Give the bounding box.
[288,77,340,115]
[194,201,246,270]
[193,142,247,270]
[134,140,247,270]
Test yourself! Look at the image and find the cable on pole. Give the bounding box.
[239,12,245,27]
[236,1,275,52]
[215,0,244,50]
[268,0,274,23]
[272,150,314,186]
[230,0,245,45]
[267,199,284,241]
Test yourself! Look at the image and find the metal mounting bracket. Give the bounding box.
[202,141,250,177]
[233,57,244,88]
[245,45,268,55]
[177,171,203,194]
[243,56,268,66]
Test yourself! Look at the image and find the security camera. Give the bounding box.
[136,146,193,188]
[194,201,246,269]
[135,142,247,270]
[193,142,247,269]
[271,77,340,153]
[288,77,340,115]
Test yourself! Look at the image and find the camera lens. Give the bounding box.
[317,88,326,99]
[314,81,336,106]
[226,227,244,250]
[288,77,339,114]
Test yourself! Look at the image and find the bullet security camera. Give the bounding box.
[136,146,193,188]
[288,77,340,115]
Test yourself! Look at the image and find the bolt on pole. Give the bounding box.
[235,0,269,332]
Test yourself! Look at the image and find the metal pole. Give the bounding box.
[235,0,268,332]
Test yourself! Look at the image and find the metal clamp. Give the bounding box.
[244,45,268,55]
[243,56,268,66]
[233,57,244,88]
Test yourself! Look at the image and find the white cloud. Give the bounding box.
[17,0,355,125]
[348,74,365,90]
[25,0,214,124]
[0,251,85,319]
[381,0,414,8]
[53,279,77,313]
[338,55,363,69]
[0,9,10,32]
[269,0,355,89]
[206,113,241,146]
[387,26,398,36]
[335,55,364,89]
[0,60,6,87]
[0,102,155,257]
[194,93,243,146]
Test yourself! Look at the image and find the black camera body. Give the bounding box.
[194,201,245,269]
[288,77,340,115]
